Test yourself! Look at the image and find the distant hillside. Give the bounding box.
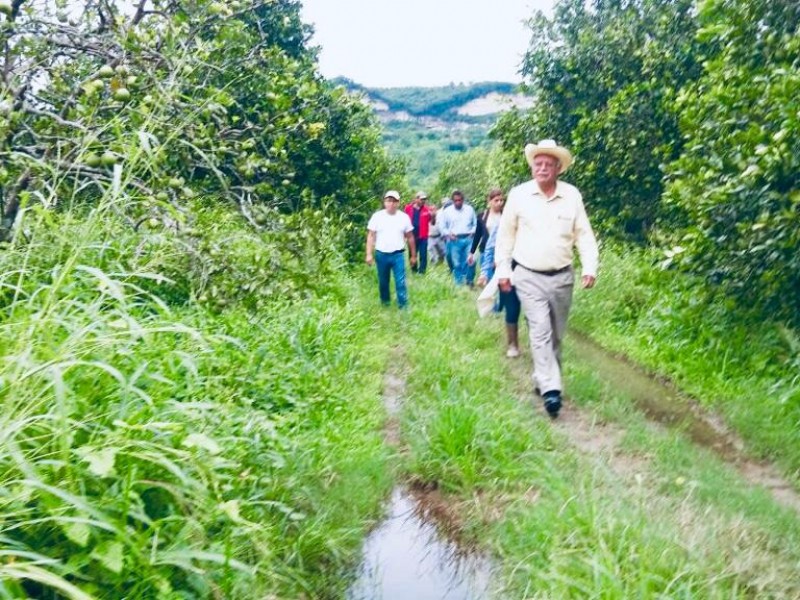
[333,78,531,122]
[332,79,534,187]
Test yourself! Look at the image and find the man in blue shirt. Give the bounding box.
[439,190,477,286]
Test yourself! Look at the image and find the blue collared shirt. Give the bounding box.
[440,203,477,237]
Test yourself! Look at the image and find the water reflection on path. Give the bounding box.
[347,488,492,600]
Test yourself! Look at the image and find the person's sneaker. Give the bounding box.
[543,393,562,418]
[506,345,520,358]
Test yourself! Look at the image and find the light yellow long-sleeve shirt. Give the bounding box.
[495,179,599,281]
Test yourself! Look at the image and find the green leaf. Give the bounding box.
[62,521,91,547]
[91,540,124,574]
[182,432,221,454]
[77,447,118,478]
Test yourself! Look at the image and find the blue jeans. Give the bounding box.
[375,250,408,308]
[446,237,472,285]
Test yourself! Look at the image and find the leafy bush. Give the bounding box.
[0,208,389,598]
[661,0,800,321]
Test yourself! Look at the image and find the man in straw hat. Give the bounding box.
[366,190,417,308]
[494,140,599,418]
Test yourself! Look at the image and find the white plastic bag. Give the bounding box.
[476,274,499,318]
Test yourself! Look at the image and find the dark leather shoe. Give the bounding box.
[543,394,562,418]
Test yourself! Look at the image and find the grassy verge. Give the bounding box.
[569,245,800,481]
[0,214,394,599]
[388,267,800,598]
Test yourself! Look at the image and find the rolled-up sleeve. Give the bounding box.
[574,197,599,278]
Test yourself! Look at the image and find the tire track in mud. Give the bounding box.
[506,330,800,513]
[377,345,480,543]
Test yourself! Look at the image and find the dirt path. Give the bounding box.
[508,331,800,513]
[377,346,478,542]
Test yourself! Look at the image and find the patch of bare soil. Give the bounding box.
[381,347,406,449]
[550,406,651,480]
[382,373,405,448]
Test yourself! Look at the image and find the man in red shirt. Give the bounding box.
[404,191,432,274]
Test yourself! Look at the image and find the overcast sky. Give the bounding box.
[300,0,555,88]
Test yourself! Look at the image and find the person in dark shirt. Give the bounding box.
[404,191,432,274]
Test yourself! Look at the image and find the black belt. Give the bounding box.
[377,249,404,255]
[513,260,572,276]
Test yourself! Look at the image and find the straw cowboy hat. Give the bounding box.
[524,139,573,174]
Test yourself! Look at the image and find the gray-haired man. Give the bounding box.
[495,140,599,418]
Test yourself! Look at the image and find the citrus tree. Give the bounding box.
[492,0,703,241]
[0,0,397,241]
[662,0,800,320]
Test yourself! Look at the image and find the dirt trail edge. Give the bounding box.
[378,346,483,548]
[513,331,800,513]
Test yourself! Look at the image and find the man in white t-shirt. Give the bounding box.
[366,190,417,308]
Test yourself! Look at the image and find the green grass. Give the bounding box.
[0,211,395,598]
[5,212,800,598]
[569,245,800,480]
[382,266,800,598]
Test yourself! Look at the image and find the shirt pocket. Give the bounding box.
[556,213,573,236]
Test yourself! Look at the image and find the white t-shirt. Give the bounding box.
[367,210,413,253]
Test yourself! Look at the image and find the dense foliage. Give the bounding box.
[0,0,400,243]
[491,0,799,322]
[431,145,517,207]
[661,0,800,320]
[0,1,402,597]
[493,0,703,241]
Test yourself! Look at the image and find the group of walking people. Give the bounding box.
[365,140,599,419]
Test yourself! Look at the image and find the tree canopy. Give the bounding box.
[490,0,800,321]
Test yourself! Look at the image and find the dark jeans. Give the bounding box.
[375,250,408,308]
[411,237,428,274]
[500,287,521,324]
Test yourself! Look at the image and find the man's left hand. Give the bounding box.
[581,275,596,289]
[410,255,417,266]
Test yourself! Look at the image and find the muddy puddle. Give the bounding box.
[568,331,800,511]
[346,487,492,600]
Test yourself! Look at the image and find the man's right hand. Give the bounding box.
[498,278,511,292]
[366,256,374,266]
